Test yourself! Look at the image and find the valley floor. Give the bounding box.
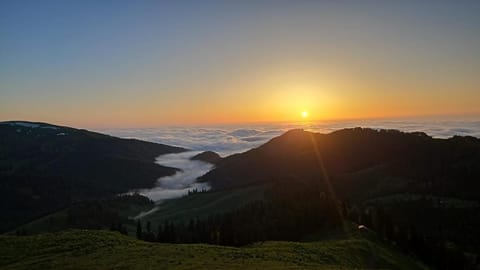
[0,230,428,270]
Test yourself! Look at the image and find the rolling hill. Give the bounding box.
[0,121,185,232]
[193,128,480,268]
[199,128,480,200]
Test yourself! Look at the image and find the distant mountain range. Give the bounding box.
[0,121,185,232]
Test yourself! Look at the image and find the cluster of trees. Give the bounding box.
[137,180,343,246]
[186,188,208,196]
[135,177,479,269]
[350,203,479,270]
[66,201,126,230]
[13,194,153,236]
[65,194,154,235]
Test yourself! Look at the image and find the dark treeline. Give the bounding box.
[349,203,479,270]
[136,178,479,270]
[186,188,208,196]
[137,179,343,246]
[14,194,153,236]
[66,194,154,235]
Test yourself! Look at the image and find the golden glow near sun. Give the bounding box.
[301,111,309,118]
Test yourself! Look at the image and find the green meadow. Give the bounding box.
[0,229,428,270]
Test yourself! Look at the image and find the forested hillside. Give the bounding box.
[0,121,185,232]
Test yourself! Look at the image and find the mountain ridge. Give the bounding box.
[0,120,187,232]
[199,127,480,200]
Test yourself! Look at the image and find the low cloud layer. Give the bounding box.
[130,151,212,201]
[101,119,480,157]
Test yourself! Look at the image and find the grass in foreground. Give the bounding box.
[0,229,428,270]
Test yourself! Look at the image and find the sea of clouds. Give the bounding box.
[100,118,480,202]
[101,119,480,157]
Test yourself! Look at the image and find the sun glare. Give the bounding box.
[301,111,309,118]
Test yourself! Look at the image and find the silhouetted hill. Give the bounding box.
[0,121,186,232]
[190,151,222,164]
[195,128,480,268]
[200,128,480,200]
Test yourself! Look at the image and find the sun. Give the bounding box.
[301,111,309,118]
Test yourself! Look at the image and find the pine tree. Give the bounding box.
[136,220,142,240]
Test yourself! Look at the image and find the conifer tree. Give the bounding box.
[136,220,142,240]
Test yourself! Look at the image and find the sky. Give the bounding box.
[1,0,479,128]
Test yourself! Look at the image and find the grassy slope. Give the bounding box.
[141,185,267,226]
[0,230,428,270]
[7,186,265,236]
[9,199,153,235]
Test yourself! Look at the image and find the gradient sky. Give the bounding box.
[1,1,479,128]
